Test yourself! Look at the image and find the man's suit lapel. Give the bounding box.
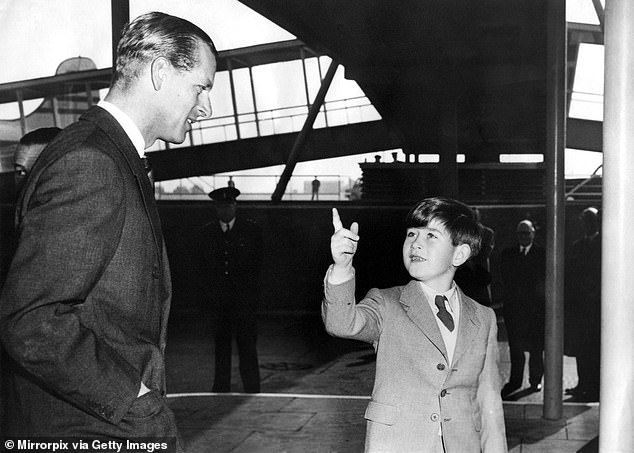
[400,281,449,362]
[82,107,164,259]
[451,288,481,366]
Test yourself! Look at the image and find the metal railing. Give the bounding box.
[565,163,603,198]
[155,174,351,201]
[147,96,380,151]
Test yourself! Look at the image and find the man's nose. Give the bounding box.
[196,92,213,119]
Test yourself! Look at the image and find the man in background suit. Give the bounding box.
[1,127,62,288]
[455,207,495,306]
[500,220,546,399]
[0,12,217,447]
[565,207,601,402]
[199,187,263,393]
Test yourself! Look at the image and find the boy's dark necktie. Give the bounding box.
[435,295,454,332]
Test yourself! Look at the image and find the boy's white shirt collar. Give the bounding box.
[419,280,458,315]
[97,100,146,157]
[419,279,460,365]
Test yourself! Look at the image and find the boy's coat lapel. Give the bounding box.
[400,281,449,362]
[451,288,481,366]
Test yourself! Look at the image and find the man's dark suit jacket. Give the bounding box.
[564,233,601,356]
[500,244,546,350]
[0,107,177,439]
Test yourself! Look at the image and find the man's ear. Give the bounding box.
[151,57,171,91]
[452,244,472,267]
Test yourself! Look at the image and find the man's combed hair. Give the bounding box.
[112,11,218,88]
[405,197,482,256]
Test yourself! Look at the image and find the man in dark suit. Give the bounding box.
[0,12,217,447]
[500,219,546,399]
[199,187,263,393]
[565,207,601,402]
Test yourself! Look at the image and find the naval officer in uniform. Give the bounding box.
[199,187,263,393]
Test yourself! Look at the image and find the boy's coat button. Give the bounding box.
[430,413,440,422]
[436,363,445,371]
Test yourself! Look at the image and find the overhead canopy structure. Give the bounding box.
[0,1,604,176]
[238,0,601,163]
[238,0,548,161]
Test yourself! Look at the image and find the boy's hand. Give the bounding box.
[331,208,359,270]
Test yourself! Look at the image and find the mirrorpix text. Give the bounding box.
[1,438,174,453]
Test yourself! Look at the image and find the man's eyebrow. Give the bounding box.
[201,78,214,89]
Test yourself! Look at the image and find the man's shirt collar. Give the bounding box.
[219,218,236,232]
[97,100,145,157]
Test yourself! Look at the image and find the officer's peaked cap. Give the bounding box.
[208,187,240,202]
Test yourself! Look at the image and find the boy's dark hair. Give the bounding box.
[405,197,482,256]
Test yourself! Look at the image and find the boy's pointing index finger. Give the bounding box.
[332,208,344,232]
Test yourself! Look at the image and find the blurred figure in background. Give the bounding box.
[311,176,321,200]
[1,127,61,287]
[565,207,601,402]
[13,127,62,196]
[500,219,545,399]
[455,207,495,306]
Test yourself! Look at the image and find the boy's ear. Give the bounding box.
[452,244,472,267]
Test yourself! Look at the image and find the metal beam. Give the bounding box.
[0,40,321,105]
[271,60,338,202]
[600,1,634,451]
[16,89,26,136]
[592,0,605,33]
[110,0,129,69]
[543,0,566,421]
[226,59,241,140]
[148,120,398,181]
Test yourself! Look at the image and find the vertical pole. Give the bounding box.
[227,59,241,140]
[16,89,26,136]
[271,61,338,202]
[110,0,129,68]
[543,0,566,420]
[85,82,93,107]
[600,1,634,451]
[248,66,261,136]
[316,53,329,127]
[51,96,60,127]
[439,99,458,198]
[300,49,313,122]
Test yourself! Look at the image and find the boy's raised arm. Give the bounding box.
[329,208,359,284]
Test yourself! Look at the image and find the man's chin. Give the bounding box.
[161,133,187,145]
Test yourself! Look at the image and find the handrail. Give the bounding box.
[148,95,378,151]
[155,173,348,201]
[565,163,603,197]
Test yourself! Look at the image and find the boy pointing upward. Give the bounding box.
[323,198,507,453]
